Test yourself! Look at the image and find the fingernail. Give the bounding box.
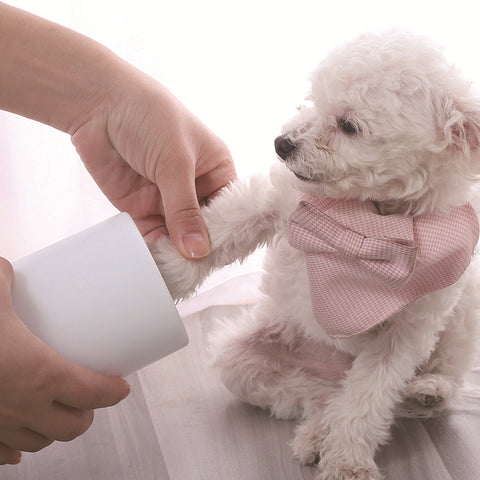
[12,452,22,465]
[181,233,210,259]
[122,380,131,398]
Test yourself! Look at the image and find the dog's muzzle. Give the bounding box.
[274,135,297,160]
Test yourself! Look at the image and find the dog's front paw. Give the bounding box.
[315,461,381,480]
[401,373,457,418]
[149,236,203,300]
[291,419,326,465]
[294,417,382,480]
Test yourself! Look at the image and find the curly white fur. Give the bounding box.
[150,30,480,480]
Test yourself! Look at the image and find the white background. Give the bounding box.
[1,0,479,277]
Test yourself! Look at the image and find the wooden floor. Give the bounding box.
[2,304,480,480]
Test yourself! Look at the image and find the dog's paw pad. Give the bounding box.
[402,373,457,417]
[292,441,320,466]
[291,423,324,465]
[315,465,379,480]
[416,392,441,407]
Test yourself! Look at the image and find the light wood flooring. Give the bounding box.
[2,305,480,480]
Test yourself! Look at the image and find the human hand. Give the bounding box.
[71,68,236,259]
[0,258,130,465]
[0,3,235,259]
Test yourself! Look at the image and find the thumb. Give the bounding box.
[159,174,211,260]
[0,257,14,285]
[55,359,130,410]
[0,257,15,306]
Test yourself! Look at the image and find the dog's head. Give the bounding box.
[275,30,480,214]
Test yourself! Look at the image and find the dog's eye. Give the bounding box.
[338,118,360,135]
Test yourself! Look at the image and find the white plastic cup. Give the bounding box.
[11,213,188,377]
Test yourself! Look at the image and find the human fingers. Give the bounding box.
[0,428,53,453]
[27,402,94,443]
[0,257,128,454]
[0,443,21,465]
[54,360,130,411]
[22,362,128,445]
[0,257,129,412]
[0,257,14,299]
[194,160,237,204]
[157,167,211,260]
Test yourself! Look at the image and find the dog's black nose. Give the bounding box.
[274,135,296,160]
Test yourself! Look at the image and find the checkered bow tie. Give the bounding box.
[290,200,418,289]
[288,195,479,338]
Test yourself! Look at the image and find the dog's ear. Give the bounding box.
[443,97,480,157]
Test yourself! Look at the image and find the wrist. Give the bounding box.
[0,3,126,135]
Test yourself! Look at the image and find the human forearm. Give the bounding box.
[0,2,236,259]
[0,2,123,134]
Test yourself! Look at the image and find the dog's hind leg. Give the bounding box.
[209,304,351,422]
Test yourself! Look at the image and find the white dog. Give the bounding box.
[150,30,480,480]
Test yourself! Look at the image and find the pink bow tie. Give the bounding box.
[291,200,418,289]
[289,196,479,338]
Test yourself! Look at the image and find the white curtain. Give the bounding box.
[2,0,479,311]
